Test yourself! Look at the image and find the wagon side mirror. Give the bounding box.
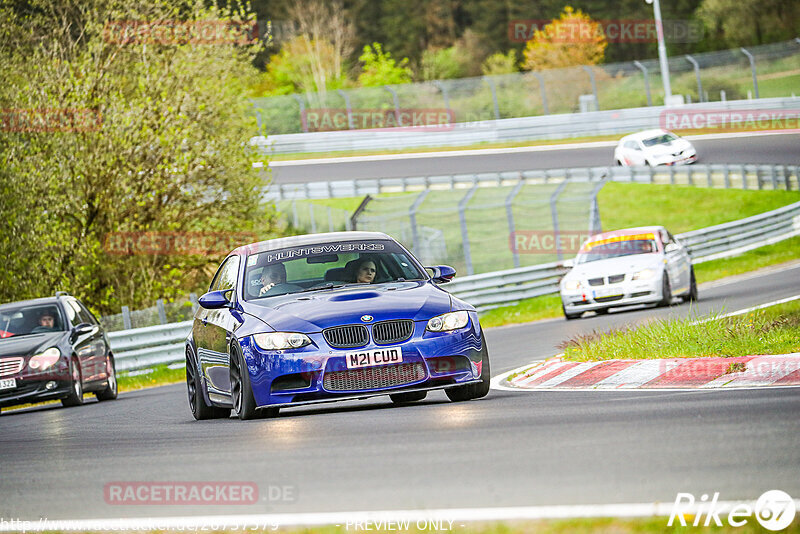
[426,265,456,284]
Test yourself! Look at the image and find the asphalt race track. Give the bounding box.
[1,263,799,522]
[269,132,800,184]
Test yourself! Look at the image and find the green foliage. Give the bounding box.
[357,43,413,87]
[420,47,470,80]
[482,50,519,76]
[0,0,281,314]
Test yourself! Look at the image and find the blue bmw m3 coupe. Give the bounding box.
[186,231,490,420]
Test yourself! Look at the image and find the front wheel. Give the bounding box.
[446,344,490,402]
[61,358,84,407]
[390,391,428,404]
[230,344,259,420]
[658,273,672,307]
[95,355,118,401]
[562,304,581,320]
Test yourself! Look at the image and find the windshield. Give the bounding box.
[642,133,678,147]
[0,303,66,339]
[576,236,659,264]
[243,240,427,300]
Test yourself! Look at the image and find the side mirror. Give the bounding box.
[199,289,232,309]
[562,258,575,268]
[664,243,679,253]
[71,323,97,341]
[426,265,456,284]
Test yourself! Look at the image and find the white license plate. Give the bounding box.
[0,378,16,391]
[593,287,623,299]
[345,348,403,369]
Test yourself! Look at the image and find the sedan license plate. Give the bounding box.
[593,287,622,299]
[346,348,402,369]
[0,378,16,391]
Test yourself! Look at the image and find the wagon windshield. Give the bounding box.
[243,240,427,300]
[0,303,67,339]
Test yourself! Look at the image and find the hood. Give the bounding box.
[567,254,664,280]
[240,281,452,332]
[0,331,67,358]
[646,139,692,157]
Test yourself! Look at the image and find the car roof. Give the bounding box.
[0,296,63,310]
[233,231,395,256]
[586,226,666,242]
[620,129,673,142]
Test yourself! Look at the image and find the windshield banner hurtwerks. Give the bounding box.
[247,242,386,265]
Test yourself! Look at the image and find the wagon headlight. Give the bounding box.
[253,332,311,350]
[632,268,656,280]
[28,347,61,371]
[564,279,582,290]
[427,311,469,332]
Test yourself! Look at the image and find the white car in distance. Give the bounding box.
[559,226,698,320]
[614,129,697,166]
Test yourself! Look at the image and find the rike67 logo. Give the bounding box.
[669,490,796,531]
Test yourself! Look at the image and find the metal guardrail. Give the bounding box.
[110,200,800,370]
[266,163,800,201]
[254,97,800,155]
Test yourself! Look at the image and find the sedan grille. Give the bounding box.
[608,274,625,284]
[323,362,426,391]
[0,357,24,377]
[588,277,605,286]
[372,320,413,344]
[323,325,369,348]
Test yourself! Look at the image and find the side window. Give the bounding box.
[65,300,83,326]
[211,256,240,294]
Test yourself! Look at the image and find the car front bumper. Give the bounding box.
[0,377,72,408]
[232,315,486,408]
[561,276,663,314]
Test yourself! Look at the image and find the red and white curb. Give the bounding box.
[492,353,800,391]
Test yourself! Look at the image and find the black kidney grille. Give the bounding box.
[588,277,605,286]
[372,320,413,344]
[608,274,625,284]
[323,325,369,348]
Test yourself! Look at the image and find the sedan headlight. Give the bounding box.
[28,347,61,371]
[253,332,311,350]
[427,311,469,332]
[632,268,656,280]
[563,279,582,291]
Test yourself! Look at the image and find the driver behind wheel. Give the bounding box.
[259,263,287,295]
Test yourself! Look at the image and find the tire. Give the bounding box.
[95,354,118,401]
[682,267,698,303]
[446,343,490,402]
[61,358,84,407]
[562,304,581,320]
[658,273,672,307]
[615,159,623,166]
[594,308,609,315]
[186,349,229,420]
[229,344,259,420]
[390,391,428,404]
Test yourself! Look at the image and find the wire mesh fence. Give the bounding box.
[251,40,800,135]
[101,295,198,332]
[352,179,603,275]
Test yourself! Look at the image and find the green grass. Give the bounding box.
[757,73,800,98]
[118,362,185,392]
[560,297,800,362]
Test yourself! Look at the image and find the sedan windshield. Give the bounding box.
[0,303,66,339]
[642,133,678,147]
[243,240,427,300]
[576,238,658,264]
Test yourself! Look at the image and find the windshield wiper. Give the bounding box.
[297,282,348,293]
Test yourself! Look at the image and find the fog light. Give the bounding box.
[45,381,57,390]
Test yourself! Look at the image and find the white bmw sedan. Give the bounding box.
[614,129,697,167]
[559,226,697,319]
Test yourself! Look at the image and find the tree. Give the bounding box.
[257,35,348,99]
[697,0,799,46]
[481,50,519,76]
[0,0,279,313]
[357,43,413,87]
[522,6,607,71]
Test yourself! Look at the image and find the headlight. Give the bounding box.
[427,311,469,332]
[253,332,311,350]
[28,347,61,371]
[564,279,582,290]
[632,268,656,280]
